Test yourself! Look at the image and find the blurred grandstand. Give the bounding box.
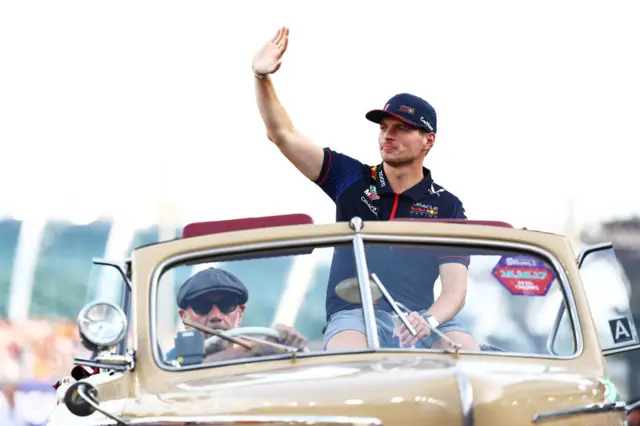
[0,204,180,379]
[0,205,186,425]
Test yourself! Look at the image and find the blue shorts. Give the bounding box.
[322,308,471,349]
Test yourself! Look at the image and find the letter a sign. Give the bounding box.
[608,317,634,344]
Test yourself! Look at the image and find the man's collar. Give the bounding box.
[371,163,434,200]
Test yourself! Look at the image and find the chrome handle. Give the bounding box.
[532,401,627,423]
[93,415,383,425]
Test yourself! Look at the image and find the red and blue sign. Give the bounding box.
[491,255,556,296]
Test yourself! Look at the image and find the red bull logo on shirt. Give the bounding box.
[410,203,439,218]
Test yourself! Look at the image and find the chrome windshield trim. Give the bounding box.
[577,242,614,265]
[359,233,583,359]
[95,414,383,426]
[628,399,640,411]
[455,368,474,426]
[546,300,568,356]
[547,242,614,355]
[149,235,357,370]
[91,258,132,357]
[532,401,627,423]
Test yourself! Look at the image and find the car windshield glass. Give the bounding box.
[359,242,576,355]
[153,239,577,368]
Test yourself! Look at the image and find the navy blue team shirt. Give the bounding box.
[313,147,470,321]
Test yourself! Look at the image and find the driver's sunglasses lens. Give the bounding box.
[191,298,238,315]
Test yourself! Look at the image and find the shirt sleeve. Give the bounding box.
[439,198,471,267]
[450,198,467,219]
[313,148,365,202]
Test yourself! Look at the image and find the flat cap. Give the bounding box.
[176,267,249,309]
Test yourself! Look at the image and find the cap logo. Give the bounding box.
[420,117,434,132]
[399,105,415,115]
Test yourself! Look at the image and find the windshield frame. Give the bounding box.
[83,258,133,357]
[148,232,583,372]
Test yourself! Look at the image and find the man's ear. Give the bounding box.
[423,132,435,151]
[178,309,186,320]
[237,304,246,325]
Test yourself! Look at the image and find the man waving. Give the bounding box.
[252,27,479,352]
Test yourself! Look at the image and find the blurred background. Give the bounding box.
[1,0,638,424]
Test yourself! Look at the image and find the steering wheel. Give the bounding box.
[204,327,309,354]
[221,326,282,339]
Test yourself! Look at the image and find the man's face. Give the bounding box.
[178,291,245,337]
[378,117,434,166]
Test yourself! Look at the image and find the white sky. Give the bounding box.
[1,0,639,233]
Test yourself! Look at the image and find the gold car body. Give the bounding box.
[47,218,633,426]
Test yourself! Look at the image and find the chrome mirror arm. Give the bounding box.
[92,258,132,291]
[74,349,135,372]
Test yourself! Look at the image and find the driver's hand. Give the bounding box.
[204,336,230,355]
[272,323,308,349]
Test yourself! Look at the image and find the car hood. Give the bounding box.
[122,355,609,426]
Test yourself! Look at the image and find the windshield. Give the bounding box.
[153,239,577,368]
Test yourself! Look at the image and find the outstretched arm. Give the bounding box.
[253,27,324,181]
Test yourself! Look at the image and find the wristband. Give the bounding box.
[419,310,439,328]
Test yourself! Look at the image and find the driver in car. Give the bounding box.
[165,267,308,363]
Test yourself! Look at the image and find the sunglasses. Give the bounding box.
[189,297,239,316]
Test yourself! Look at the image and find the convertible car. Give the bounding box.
[47,214,639,425]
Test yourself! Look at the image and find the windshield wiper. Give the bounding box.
[369,273,462,354]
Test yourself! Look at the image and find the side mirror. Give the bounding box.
[64,381,130,425]
[64,381,97,417]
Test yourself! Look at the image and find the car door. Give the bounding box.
[577,242,640,402]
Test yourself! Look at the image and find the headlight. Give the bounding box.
[77,301,127,352]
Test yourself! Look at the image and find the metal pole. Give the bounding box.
[350,217,379,349]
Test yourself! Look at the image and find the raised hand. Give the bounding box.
[252,26,289,77]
